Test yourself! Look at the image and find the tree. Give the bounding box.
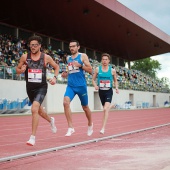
[131,57,161,78]
[160,77,170,88]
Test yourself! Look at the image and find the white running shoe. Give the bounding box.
[100,129,105,134]
[50,117,57,133]
[87,123,93,136]
[65,128,75,136]
[26,135,35,146]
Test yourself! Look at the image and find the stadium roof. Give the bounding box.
[1,0,170,61]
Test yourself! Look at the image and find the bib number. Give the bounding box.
[99,80,111,90]
[28,69,42,83]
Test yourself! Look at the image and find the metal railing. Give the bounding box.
[0,65,25,80]
[0,65,169,93]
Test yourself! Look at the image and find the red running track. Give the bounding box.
[0,108,170,169]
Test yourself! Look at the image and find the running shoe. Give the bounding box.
[50,117,57,133]
[26,135,35,146]
[100,129,105,134]
[65,128,75,136]
[87,123,93,136]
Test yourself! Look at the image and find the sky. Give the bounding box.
[117,0,170,81]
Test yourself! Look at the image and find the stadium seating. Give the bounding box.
[0,33,170,113]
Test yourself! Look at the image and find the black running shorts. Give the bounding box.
[26,84,47,105]
[99,88,113,106]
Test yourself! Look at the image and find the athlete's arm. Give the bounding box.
[46,54,59,85]
[92,67,99,90]
[80,53,92,74]
[16,54,27,74]
[112,68,119,94]
[61,56,69,78]
[46,55,59,77]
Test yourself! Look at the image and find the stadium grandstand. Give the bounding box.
[0,0,170,114]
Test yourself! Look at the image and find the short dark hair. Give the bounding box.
[69,40,80,46]
[28,35,42,44]
[101,53,111,60]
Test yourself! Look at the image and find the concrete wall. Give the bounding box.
[0,79,170,113]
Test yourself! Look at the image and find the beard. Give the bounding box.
[71,51,75,55]
[31,49,39,54]
[70,49,77,55]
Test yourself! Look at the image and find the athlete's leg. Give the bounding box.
[34,86,57,133]
[33,87,53,125]
[99,89,113,134]
[82,105,93,136]
[63,86,75,128]
[109,104,116,110]
[101,102,111,132]
[82,105,93,126]
[63,96,76,136]
[31,101,41,136]
[63,96,73,127]
[77,86,93,126]
[26,88,41,136]
[26,101,41,146]
[38,106,57,133]
[33,86,51,123]
[75,86,93,136]
[38,106,50,122]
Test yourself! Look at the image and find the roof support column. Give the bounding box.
[117,57,119,66]
[128,60,131,69]
[61,41,64,51]
[15,28,19,39]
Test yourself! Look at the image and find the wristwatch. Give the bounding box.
[54,75,57,79]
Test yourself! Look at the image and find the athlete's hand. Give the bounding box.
[20,64,27,73]
[94,85,99,90]
[72,61,82,67]
[116,88,119,94]
[49,77,56,85]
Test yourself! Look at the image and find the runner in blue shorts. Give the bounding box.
[61,40,93,137]
[64,85,88,106]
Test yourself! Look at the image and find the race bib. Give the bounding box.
[68,62,80,74]
[28,69,42,83]
[99,80,111,90]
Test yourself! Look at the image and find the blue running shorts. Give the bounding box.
[64,85,88,106]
